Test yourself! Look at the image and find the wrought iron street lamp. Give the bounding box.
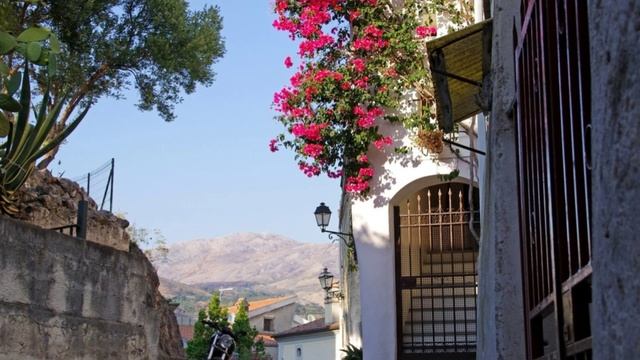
[318,267,343,299]
[314,202,332,230]
[318,267,334,292]
[314,202,354,247]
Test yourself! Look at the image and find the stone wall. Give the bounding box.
[0,216,185,360]
[475,0,527,359]
[590,0,640,358]
[12,170,130,251]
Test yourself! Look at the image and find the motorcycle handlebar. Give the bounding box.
[202,320,240,340]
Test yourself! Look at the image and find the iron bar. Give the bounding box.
[441,138,486,155]
[395,184,479,358]
[515,0,592,357]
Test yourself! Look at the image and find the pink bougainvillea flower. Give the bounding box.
[351,58,366,72]
[303,143,324,157]
[354,76,369,89]
[344,176,369,193]
[358,167,375,178]
[270,0,436,194]
[328,169,343,178]
[373,136,393,150]
[269,139,279,152]
[284,56,293,68]
[299,162,321,177]
[416,25,438,38]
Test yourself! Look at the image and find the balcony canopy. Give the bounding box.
[426,19,493,132]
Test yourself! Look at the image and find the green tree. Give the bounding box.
[126,222,169,265]
[186,292,230,360]
[1,0,225,168]
[231,300,258,360]
[253,338,267,360]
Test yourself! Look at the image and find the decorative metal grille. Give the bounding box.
[394,183,479,360]
[515,0,592,359]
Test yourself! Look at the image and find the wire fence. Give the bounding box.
[70,158,114,212]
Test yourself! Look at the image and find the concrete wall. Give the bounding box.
[277,331,339,360]
[0,216,184,360]
[475,0,527,359]
[590,1,640,358]
[350,117,476,360]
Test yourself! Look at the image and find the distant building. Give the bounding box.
[227,295,298,334]
[274,319,340,360]
[176,295,298,356]
[274,289,341,360]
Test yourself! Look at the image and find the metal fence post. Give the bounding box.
[77,200,88,239]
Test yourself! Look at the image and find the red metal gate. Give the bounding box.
[515,0,592,359]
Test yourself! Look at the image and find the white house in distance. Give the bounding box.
[227,295,299,359]
[273,280,342,360]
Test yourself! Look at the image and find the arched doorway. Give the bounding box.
[393,182,479,359]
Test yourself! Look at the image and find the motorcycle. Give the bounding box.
[202,319,237,360]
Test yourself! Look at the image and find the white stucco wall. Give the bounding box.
[277,331,340,360]
[351,119,476,360]
[339,194,362,350]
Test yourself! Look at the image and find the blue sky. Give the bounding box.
[49,0,342,244]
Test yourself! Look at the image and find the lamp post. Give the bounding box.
[318,267,342,300]
[314,202,354,247]
[318,267,334,292]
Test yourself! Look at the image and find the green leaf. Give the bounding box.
[0,94,21,112]
[0,32,17,54]
[7,72,21,96]
[26,42,42,62]
[13,43,26,56]
[0,61,9,76]
[0,111,10,137]
[48,54,57,77]
[16,27,50,43]
[49,33,61,54]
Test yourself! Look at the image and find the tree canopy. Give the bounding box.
[231,300,259,360]
[186,292,230,360]
[0,0,225,167]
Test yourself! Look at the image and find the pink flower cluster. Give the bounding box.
[353,106,384,128]
[353,25,388,52]
[291,122,328,141]
[269,139,279,152]
[299,162,321,177]
[416,26,438,38]
[303,143,324,157]
[351,58,366,72]
[271,0,428,194]
[373,136,393,149]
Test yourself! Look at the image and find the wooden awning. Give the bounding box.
[427,19,493,132]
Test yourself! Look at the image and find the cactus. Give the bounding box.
[0,27,88,215]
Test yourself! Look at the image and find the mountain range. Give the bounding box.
[156,232,339,310]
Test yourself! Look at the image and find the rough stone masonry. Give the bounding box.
[0,216,185,359]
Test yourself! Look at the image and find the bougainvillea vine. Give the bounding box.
[270,0,471,195]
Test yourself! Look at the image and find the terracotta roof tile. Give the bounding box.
[227,296,295,315]
[179,325,194,341]
[256,334,278,347]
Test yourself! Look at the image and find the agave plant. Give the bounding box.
[341,344,363,360]
[0,27,88,215]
